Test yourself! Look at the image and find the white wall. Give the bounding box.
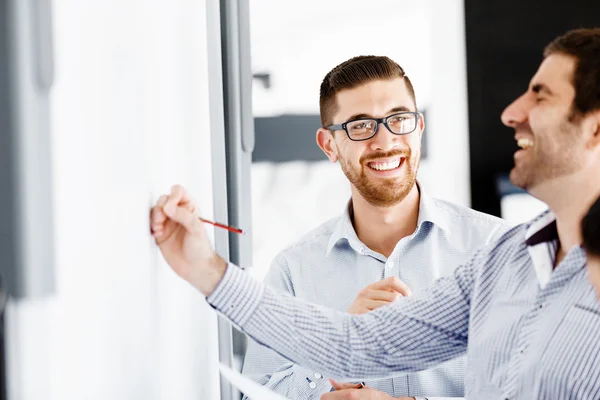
[417,0,471,206]
[250,0,433,116]
[5,1,220,399]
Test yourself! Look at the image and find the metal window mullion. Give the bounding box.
[207,0,255,399]
[205,1,235,400]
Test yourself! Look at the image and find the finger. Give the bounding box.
[150,217,166,234]
[329,379,357,391]
[371,276,412,296]
[329,379,342,390]
[362,299,392,311]
[150,217,165,235]
[151,221,166,241]
[364,289,400,302]
[150,215,166,237]
[164,185,194,217]
[150,206,164,225]
[151,195,169,224]
[157,194,168,207]
[167,204,201,233]
[152,228,165,241]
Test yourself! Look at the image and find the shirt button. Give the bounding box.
[387,261,395,268]
[314,373,322,379]
[309,382,316,389]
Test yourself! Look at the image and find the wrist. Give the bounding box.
[196,254,227,296]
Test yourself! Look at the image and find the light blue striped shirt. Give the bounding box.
[208,209,600,399]
[241,192,509,399]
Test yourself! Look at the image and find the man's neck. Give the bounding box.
[351,184,421,258]
[553,202,589,267]
[537,174,600,266]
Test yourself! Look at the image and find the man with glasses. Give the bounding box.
[239,56,509,400]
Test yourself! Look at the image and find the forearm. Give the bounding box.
[208,264,469,380]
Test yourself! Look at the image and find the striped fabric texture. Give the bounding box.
[208,210,600,400]
[241,193,509,399]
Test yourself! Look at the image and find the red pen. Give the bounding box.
[199,217,244,235]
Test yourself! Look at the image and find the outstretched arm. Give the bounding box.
[151,185,477,381]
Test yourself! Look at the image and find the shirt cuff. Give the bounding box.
[288,366,332,398]
[206,263,265,327]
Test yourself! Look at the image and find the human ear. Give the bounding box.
[316,128,339,162]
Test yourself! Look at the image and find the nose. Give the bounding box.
[501,93,531,128]
[368,122,402,151]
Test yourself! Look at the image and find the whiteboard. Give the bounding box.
[5,1,221,399]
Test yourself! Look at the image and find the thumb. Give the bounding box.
[164,204,199,233]
[329,379,344,390]
[329,379,357,391]
[384,276,412,297]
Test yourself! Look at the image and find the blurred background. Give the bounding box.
[0,0,597,399]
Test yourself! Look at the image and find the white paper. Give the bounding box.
[218,363,288,400]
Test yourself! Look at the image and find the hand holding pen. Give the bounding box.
[150,185,237,296]
[323,379,415,399]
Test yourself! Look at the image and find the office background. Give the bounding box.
[0,0,598,399]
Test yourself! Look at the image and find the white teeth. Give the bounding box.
[369,159,401,171]
[517,138,534,149]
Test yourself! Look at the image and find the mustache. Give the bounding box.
[360,149,410,164]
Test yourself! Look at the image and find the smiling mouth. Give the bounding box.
[367,158,404,171]
[517,138,534,150]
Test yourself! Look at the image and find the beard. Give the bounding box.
[339,148,419,207]
[510,120,583,191]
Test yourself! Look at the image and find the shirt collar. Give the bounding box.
[417,187,452,235]
[325,183,452,256]
[525,210,558,246]
[325,200,359,256]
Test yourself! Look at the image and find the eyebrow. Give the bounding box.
[531,83,554,96]
[345,106,413,122]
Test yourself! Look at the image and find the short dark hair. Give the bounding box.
[583,195,600,257]
[319,56,416,127]
[544,28,600,118]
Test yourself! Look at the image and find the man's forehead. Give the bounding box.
[530,53,576,93]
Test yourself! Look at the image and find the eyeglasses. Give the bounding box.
[326,111,420,141]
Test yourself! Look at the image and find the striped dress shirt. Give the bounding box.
[208,210,600,399]
[241,193,509,399]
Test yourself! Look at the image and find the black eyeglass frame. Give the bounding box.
[325,111,421,141]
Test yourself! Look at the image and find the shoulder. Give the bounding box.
[432,198,508,227]
[432,198,511,232]
[264,216,341,292]
[430,198,513,245]
[270,215,340,268]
